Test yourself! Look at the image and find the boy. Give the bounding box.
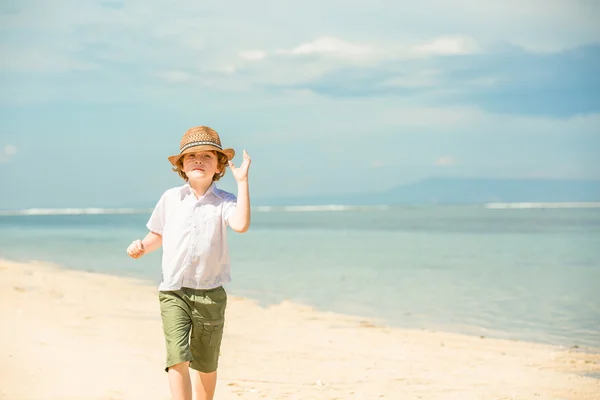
[126,126,251,400]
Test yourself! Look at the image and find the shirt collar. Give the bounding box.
[179,181,217,200]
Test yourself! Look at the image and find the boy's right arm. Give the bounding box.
[127,231,162,259]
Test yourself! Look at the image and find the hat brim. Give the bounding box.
[168,145,235,166]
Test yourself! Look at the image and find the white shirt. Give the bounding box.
[146,182,237,291]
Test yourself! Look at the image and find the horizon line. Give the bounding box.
[1,202,600,216]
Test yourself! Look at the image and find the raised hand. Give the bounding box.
[228,149,251,182]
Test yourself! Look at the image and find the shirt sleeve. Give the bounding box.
[222,192,237,226]
[146,192,167,235]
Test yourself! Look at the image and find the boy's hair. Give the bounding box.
[172,151,229,182]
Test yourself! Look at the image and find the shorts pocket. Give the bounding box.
[200,318,224,347]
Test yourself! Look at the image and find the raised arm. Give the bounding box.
[227,150,251,233]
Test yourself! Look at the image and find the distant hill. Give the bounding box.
[256,178,600,206]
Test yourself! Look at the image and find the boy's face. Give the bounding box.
[182,151,220,181]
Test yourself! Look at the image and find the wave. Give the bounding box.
[0,208,154,216]
[256,205,390,212]
[0,204,393,216]
[485,202,600,209]
[3,203,597,216]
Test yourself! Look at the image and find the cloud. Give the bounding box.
[277,37,373,59]
[272,35,478,63]
[202,35,478,95]
[239,50,266,61]
[413,36,479,56]
[265,43,600,117]
[0,1,222,73]
[435,156,456,167]
[444,44,600,116]
[141,34,594,117]
[2,0,599,118]
[0,145,17,163]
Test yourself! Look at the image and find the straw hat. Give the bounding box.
[168,126,235,166]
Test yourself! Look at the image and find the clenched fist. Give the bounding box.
[127,239,145,259]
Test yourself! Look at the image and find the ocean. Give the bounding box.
[1,204,599,349]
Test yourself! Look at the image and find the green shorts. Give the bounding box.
[158,286,227,373]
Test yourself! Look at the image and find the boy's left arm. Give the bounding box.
[227,149,252,233]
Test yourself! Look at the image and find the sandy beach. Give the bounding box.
[0,259,598,400]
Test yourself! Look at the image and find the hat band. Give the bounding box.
[180,141,223,153]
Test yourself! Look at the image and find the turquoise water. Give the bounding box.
[1,205,599,348]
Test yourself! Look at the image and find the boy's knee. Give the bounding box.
[168,361,190,373]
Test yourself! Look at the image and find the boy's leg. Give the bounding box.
[193,370,218,400]
[169,362,193,400]
[159,291,195,400]
[188,286,227,400]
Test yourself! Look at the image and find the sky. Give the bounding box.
[0,0,599,209]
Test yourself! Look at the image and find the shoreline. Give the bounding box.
[1,259,599,399]
[2,255,600,353]
[3,255,598,352]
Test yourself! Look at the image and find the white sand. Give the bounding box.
[1,259,599,400]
